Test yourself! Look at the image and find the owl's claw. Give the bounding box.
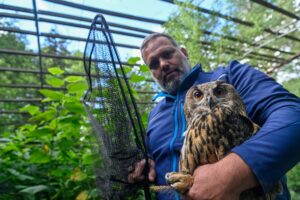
[165,172,194,194]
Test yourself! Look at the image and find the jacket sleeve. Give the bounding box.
[227,60,300,192]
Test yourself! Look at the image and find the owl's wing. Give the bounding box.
[236,113,260,136]
[222,112,260,150]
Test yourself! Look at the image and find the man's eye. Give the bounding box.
[149,60,159,69]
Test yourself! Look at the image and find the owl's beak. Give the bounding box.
[207,96,213,108]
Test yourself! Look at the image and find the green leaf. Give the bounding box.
[28,127,52,139]
[130,74,146,82]
[48,67,64,75]
[123,66,132,74]
[2,142,18,152]
[39,89,64,100]
[20,105,40,115]
[49,168,65,177]
[127,57,140,65]
[59,115,80,124]
[82,152,93,165]
[29,149,50,164]
[67,150,77,159]
[116,66,132,75]
[29,110,56,122]
[7,168,35,181]
[57,138,74,150]
[65,76,85,83]
[46,75,65,87]
[131,87,139,100]
[76,190,88,200]
[88,188,100,198]
[141,111,149,127]
[67,82,88,93]
[19,185,49,194]
[70,168,87,182]
[64,102,85,114]
[139,64,149,73]
[19,124,37,132]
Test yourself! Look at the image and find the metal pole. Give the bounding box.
[32,0,44,89]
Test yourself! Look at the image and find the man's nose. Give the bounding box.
[159,58,169,71]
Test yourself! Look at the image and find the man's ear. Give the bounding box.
[180,47,189,58]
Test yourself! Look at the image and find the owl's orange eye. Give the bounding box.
[214,87,226,97]
[193,90,203,99]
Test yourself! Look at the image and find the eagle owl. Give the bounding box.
[162,81,280,199]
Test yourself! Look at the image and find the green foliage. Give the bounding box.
[0,26,87,134]
[164,0,300,71]
[0,68,99,199]
[0,33,32,68]
[0,31,38,133]
[42,28,72,70]
[283,78,300,97]
[48,67,65,75]
[283,77,300,198]
[164,1,210,69]
[0,53,155,199]
[288,164,300,200]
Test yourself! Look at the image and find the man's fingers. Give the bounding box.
[128,159,156,183]
[128,173,134,183]
[128,159,146,183]
[148,159,156,182]
[134,159,146,177]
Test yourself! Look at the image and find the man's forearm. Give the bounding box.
[216,153,259,194]
[185,152,259,200]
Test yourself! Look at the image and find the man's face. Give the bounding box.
[142,37,191,94]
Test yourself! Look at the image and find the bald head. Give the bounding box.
[140,33,180,62]
[140,33,191,94]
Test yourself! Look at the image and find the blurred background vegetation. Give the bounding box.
[0,0,299,199]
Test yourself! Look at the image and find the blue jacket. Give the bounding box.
[146,61,300,200]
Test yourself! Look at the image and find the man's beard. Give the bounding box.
[163,77,182,95]
[155,59,191,94]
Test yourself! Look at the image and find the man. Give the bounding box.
[128,33,300,200]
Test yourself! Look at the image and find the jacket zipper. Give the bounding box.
[169,98,179,172]
[181,102,186,138]
[169,97,184,200]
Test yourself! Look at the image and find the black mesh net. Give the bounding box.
[82,14,151,200]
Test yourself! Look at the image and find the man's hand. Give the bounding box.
[185,153,259,200]
[128,159,156,183]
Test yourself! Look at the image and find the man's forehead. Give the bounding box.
[143,37,175,58]
[145,36,174,49]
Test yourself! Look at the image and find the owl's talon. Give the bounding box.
[165,172,194,194]
[165,172,177,183]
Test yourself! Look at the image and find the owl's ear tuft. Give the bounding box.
[215,80,226,85]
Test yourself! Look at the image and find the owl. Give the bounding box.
[162,81,280,199]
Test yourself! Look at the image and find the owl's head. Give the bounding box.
[184,81,246,122]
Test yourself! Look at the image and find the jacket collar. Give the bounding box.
[152,64,202,101]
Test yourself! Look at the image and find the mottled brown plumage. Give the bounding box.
[180,81,258,175]
[156,81,280,199]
